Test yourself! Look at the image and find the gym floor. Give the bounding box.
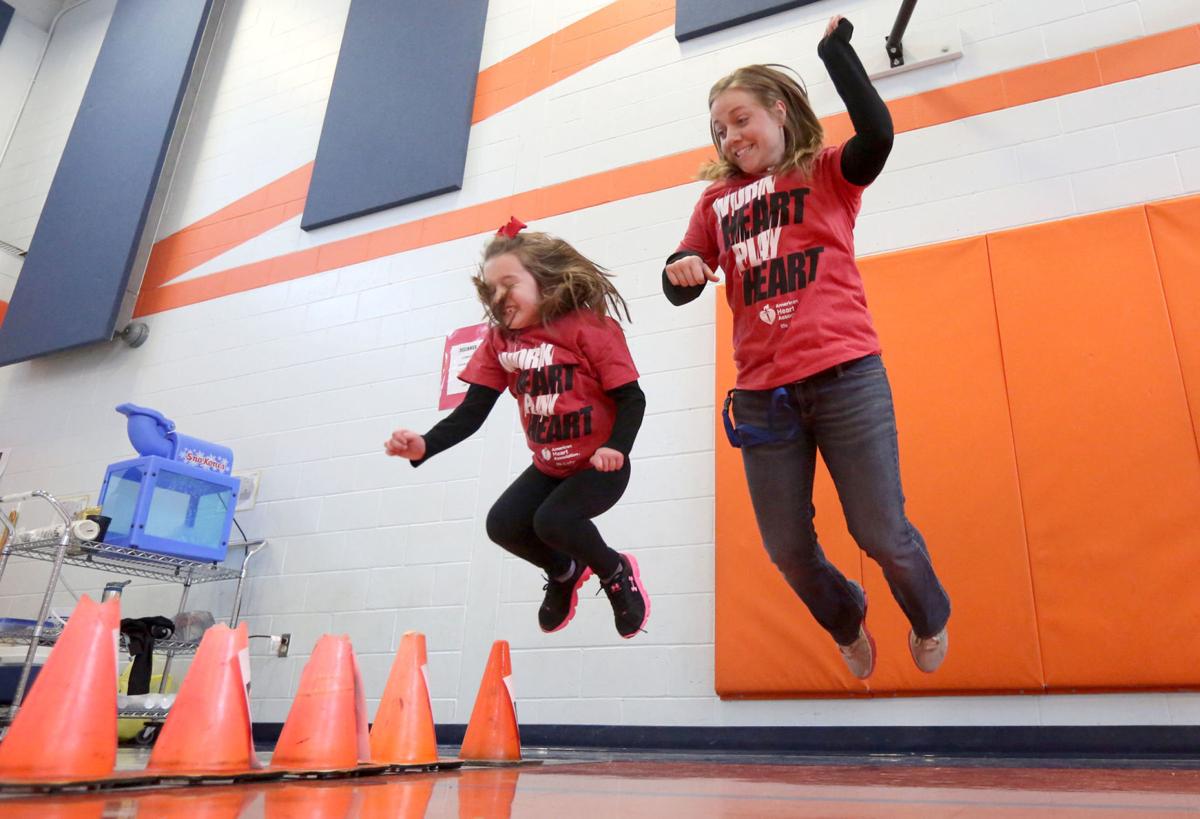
[2,749,1200,816]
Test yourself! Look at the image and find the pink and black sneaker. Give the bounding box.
[601,553,650,639]
[539,562,592,633]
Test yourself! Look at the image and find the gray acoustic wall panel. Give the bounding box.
[0,0,216,366]
[301,0,489,231]
[676,0,823,42]
[0,2,13,46]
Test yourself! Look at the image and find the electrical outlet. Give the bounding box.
[233,470,261,512]
[277,633,290,658]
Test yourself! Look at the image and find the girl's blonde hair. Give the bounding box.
[474,231,630,328]
[700,64,824,181]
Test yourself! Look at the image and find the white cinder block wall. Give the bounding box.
[2,0,1200,728]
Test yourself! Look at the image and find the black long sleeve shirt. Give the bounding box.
[411,381,646,467]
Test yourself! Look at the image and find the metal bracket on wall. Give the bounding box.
[866,23,962,81]
[864,0,962,81]
[885,0,919,68]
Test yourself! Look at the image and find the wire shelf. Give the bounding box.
[2,537,250,584]
[116,707,170,720]
[0,628,200,655]
[0,628,57,648]
[0,706,170,724]
[135,637,199,654]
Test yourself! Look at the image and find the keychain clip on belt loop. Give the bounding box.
[722,386,800,448]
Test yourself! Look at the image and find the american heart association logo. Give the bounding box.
[758,304,777,325]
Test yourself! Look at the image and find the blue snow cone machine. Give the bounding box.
[98,404,241,562]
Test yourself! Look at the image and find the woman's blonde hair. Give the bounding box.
[700,64,824,181]
[474,231,630,328]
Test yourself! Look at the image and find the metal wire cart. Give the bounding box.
[0,489,266,732]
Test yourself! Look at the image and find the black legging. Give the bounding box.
[485,461,630,580]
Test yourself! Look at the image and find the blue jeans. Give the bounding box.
[731,355,950,645]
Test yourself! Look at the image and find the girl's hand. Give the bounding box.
[666,256,720,287]
[821,14,852,44]
[589,447,624,472]
[384,429,426,460]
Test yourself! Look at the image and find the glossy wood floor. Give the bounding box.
[2,752,1199,817]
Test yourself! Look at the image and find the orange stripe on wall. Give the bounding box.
[134,147,711,316]
[473,0,674,123]
[887,24,1200,132]
[144,0,677,293]
[141,164,312,291]
[0,300,7,328]
[136,24,1200,317]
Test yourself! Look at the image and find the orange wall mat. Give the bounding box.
[1146,194,1200,459]
[854,238,1042,695]
[716,204,1200,698]
[714,239,1043,697]
[988,206,1200,691]
[714,292,871,697]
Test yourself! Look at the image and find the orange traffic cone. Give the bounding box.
[264,780,363,818]
[133,785,254,819]
[457,768,520,818]
[145,622,259,774]
[1,794,110,819]
[271,634,369,771]
[370,631,438,765]
[0,595,119,781]
[358,776,437,818]
[459,640,521,762]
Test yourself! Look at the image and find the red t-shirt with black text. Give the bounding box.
[678,143,881,390]
[459,309,639,478]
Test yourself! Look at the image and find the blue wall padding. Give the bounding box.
[675,0,822,42]
[0,0,215,367]
[300,0,489,231]
[0,2,14,47]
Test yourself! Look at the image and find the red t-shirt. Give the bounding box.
[459,309,639,478]
[678,143,881,390]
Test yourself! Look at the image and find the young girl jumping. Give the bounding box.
[663,16,950,678]
[386,219,650,639]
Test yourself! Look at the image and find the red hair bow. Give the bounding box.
[496,216,526,238]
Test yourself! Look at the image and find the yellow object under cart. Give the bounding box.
[118,660,177,745]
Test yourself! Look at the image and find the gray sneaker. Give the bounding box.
[909,627,948,673]
[837,581,875,679]
[838,626,876,679]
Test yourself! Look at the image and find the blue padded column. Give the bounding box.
[0,0,216,366]
[0,2,14,46]
[301,0,489,231]
[676,0,822,42]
